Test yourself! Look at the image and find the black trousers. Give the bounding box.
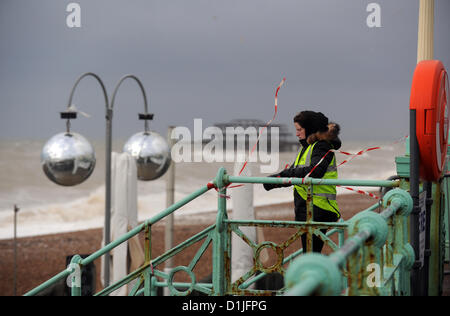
[295,205,339,253]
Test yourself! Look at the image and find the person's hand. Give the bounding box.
[263,182,277,191]
[263,174,280,191]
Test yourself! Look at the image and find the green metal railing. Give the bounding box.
[26,166,415,296]
[285,188,414,296]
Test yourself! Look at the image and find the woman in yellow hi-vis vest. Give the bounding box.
[263,111,341,253]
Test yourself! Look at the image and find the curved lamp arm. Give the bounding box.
[64,72,110,133]
[111,74,150,132]
[67,72,110,111]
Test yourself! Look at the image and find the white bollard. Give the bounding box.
[231,161,256,286]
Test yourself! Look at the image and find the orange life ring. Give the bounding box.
[410,60,449,181]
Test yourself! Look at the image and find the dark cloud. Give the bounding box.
[0,0,449,141]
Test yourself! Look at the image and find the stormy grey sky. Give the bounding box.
[0,0,449,141]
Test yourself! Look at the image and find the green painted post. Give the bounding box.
[212,168,228,295]
[428,182,444,295]
[144,268,151,296]
[383,189,414,296]
[143,222,152,296]
[344,212,386,295]
[385,212,394,267]
[306,184,313,253]
[346,246,362,295]
[393,210,404,294]
[397,217,415,296]
[361,244,384,295]
[444,178,450,263]
[69,255,82,296]
[337,220,347,291]
[151,275,157,296]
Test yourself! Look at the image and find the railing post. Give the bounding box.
[69,255,82,296]
[143,223,153,296]
[306,183,313,253]
[337,222,347,290]
[384,210,398,294]
[428,181,445,295]
[397,212,415,295]
[383,189,415,295]
[361,243,384,295]
[144,223,151,267]
[385,205,395,268]
[143,268,155,296]
[212,168,229,295]
[347,246,362,295]
[423,182,432,295]
[347,211,388,295]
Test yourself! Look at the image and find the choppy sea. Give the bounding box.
[0,139,406,239]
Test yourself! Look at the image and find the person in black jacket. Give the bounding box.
[263,111,342,253]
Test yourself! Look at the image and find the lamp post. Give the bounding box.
[41,73,171,289]
[13,204,19,296]
[42,72,111,284]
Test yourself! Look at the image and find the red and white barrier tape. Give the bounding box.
[302,144,387,183]
[337,135,407,168]
[336,147,380,167]
[238,77,286,175]
[302,149,332,184]
[301,135,408,199]
[337,186,380,199]
[208,77,286,198]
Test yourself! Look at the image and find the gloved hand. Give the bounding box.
[263,174,281,191]
[263,183,277,191]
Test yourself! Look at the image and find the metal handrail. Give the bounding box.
[24,183,213,296]
[24,169,402,296]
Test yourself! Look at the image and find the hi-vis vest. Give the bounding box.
[294,142,340,217]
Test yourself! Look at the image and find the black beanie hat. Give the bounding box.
[294,111,329,137]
